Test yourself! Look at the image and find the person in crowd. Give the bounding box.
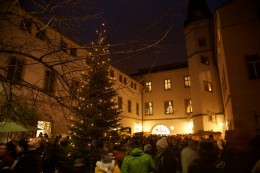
[95,153,120,173]
[11,139,28,172]
[188,139,221,173]
[181,140,198,173]
[0,142,14,173]
[143,144,152,156]
[120,140,156,173]
[12,138,43,173]
[154,137,178,173]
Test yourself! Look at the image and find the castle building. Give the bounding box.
[0,0,259,139]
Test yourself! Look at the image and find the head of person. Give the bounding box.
[156,137,168,152]
[198,139,219,164]
[27,137,41,150]
[0,143,7,156]
[16,139,28,154]
[144,144,152,153]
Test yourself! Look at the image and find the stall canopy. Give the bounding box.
[0,122,31,132]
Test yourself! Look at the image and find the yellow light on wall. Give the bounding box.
[170,126,174,130]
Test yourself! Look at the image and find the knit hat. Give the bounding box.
[156,137,168,149]
[144,144,152,152]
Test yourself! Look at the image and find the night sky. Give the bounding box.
[21,0,230,74]
[82,0,230,74]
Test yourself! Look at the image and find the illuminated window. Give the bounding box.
[7,57,24,83]
[128,100,131,113]
[184,76,190,88]
[164,100,173,114]
[203,81,213,92]
[37,121,51,137]
[246,54,260,80]
[208,111,217,123]
[164,79,171,90]
[201,56,209,65]
[184,98,192,114]
[151,125,170,135]
[118,97,122,110]
[145,81,152,92]
[145,102,153,115]
[44,69,56,93]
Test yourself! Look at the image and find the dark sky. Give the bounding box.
[21,0,230,75]
[83,0,230,74]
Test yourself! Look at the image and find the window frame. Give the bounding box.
[145,81,152,92]
[118,97,123,110]
[184,76,191,88]
[7,57,24,83]
[145,102,153,115]
[44,69,56,93]
[246,54,260,80]
[127,100,132,113]
[164,78,172,90]
[164,100,173,114]
[203,80,213,92]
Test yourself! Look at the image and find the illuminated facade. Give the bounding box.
[1,0,259,138]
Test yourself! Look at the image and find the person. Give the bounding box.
[154,137,178,173]
[181,140,198,173]
[12,138,43,173]
[251,159,260,173]
[188,139,221,173]
[11,139,28,172]
[0,142,14,173]
[143,144,152,155]
[121,140,156,173]
[95,155,120,173]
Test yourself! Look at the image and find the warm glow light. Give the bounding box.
[170,126,174,130]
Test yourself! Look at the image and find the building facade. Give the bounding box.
[1,0,259,138]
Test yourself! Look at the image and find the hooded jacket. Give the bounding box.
[121,148,156,173]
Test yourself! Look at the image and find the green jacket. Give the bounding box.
[121,148,156,173]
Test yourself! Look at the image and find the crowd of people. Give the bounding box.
[0,132,260,173]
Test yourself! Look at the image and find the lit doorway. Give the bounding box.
[151,125,170,135]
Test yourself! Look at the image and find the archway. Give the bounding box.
[151,124,170,135]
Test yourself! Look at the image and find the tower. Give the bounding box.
[183,0,224,133]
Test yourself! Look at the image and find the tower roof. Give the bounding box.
[185,0,212,27]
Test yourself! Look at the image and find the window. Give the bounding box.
[164,100,173,114]
[136,103,139,116]
[110,69,114,78]
[7,57,24,83]
[184,98,192,114]
[130,82,133,88]
[203,81,213,92]
[44,69,56,93]
[36,28,47,41]
[60,39,68,53]
[20,19,32,33]
[70,48,77,57]
[198,38,206,47]
[145,81,152,92]
[184,76,191,88]
[246,54,260,80]
[200,56,209,65]
[118,97,122,110]
[134,84,137,90]
[119,74,123,82]
[128,100,131,113]
[70,79,80,98]
[164,79,171,90]
[123,77,127,84]
[145,102,153,115]
[208,111,217,123]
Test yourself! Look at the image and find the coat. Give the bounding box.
[121,148,156,173]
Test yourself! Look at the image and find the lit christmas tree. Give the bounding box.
[69,23,122,158]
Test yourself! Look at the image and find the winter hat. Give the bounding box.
[144,144,152,153]
[156,137,168,149]
[96,156,115,173]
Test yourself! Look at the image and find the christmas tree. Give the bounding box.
[69,23,122,158]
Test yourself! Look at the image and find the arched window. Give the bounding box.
[151,125,170,135]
